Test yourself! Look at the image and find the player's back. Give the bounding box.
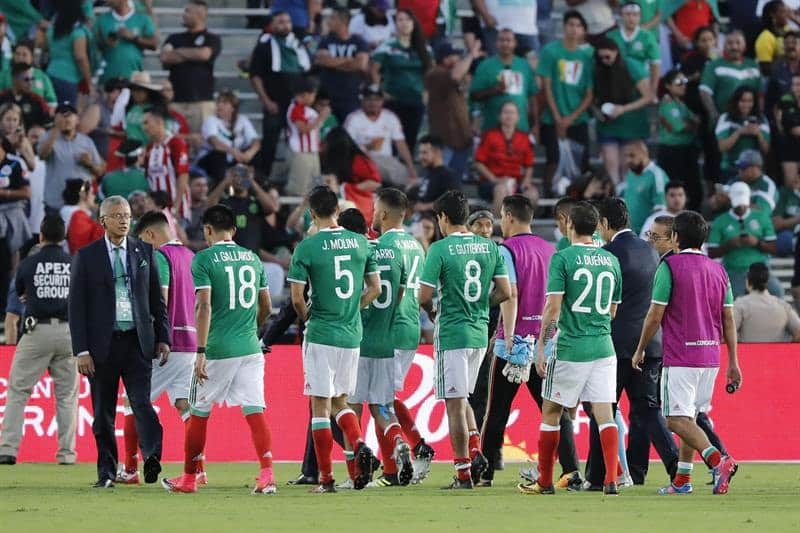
[382,229,425,351]
[548,243,622,362]
[289,227,375,349]
[361,235,405,357]
[192,240,265,358]
[159,241,197,353]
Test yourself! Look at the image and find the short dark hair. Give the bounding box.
[433,190,469,226]
[293,76,317,95]
[62,179,87,206]
[596,197,630,231]
[189,0,208,8]
[135,210,169,236]
[40,213,65,242]
[563,9,588,30]
[144,105,170,123]
[417,134,444,150]
[653,215,675,234]
[308,185,338,218]
[747,262,770,292]
[665,180,686,194]
[570,201,600,237]
[376,187,408,216]
[555,196,577,219]
[202,204,236,232]
[338,208,367,235]
[13,39,35,54]
[672,210,708,249]
[501,194,534,223]
[331,5,351,21]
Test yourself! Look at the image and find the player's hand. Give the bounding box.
[631,349,644,371]
[504,336,514,355]
[156,342,170,366]
[740,234,759,247]
[535,348,547,378]
[194,353,208,384]
[77,354,95,377]
[727,364,742,389]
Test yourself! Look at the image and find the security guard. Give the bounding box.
[0,214,78,465]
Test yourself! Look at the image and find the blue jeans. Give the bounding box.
[776,229,795,256]
[442,145,472,182]
[50,77,78,105]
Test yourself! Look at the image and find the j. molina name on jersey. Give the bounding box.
[210,249,257,263]
[448,242,492,256]
[575,254,614,267]
[321,237,360,251]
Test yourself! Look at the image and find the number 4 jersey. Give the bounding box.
[546,243,622,362]
[288,227,378,349]
[420,232,508,351]
[192,240,268,359]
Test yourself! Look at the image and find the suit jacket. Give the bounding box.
[69,235,170,363]
[604,230,662,359]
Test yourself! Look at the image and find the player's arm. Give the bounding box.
[632,303,665,370]
[489,275,511,307]
[609,302,618,320]
[173,171,189,216]
[534,293,562,377]
[360,272,381,308]
[194,288,211,383]
[290,282,309,322]
[722,282,742,386]
[257,287,272,328]
[418,283,435,315]
[500,281,518,349]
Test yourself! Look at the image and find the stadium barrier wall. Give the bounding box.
[0,344,797,463]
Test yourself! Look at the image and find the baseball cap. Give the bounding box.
[434,41,463,63]
[360,84,383,99]
[728,181,751,208]
[115,139,144,159]
[55,101,77,115]
[735,149,763,169]
[467,210,494,226]
[368,0,391,10]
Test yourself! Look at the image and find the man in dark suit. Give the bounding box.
[581,198,678,488]
[69,195,171,488]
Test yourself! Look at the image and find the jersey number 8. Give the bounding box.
[464,259,482,303]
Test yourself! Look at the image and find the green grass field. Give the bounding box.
[1,462,799,532]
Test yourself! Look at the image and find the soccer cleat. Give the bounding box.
[335,478,354,490]
[475,479,493,488]
[556,471,583,490]
[366,474,400,488]
[618,473,634,488]
[0,455,17,465]
[470,451,489,484]
[309,481,337,493]
[252,467,277,495]
[161,474,198,494]
[411,440,435,484]
[603,482,619,496]
[712,455,738,495]
[115,468,140,485]
[353,442,376,490]
[517,481,554,495]
[658,482,694,494]
[519,461,539,484]
[393,441,414,486]
[196,470,208,485]
[441,477,474,490]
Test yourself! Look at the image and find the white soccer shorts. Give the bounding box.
[543,355,617,408]
[150,351,194,404]
[393,349,416,392]
[302,341,359,398]
[434,348,486,400]
[350,357,395,405]
[661,366,719,418]
[189,353,265,413]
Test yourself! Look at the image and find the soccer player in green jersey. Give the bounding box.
[419,190,511,489]
[162,205,275,495]
[288,186,381,493]
[519,201,623,496]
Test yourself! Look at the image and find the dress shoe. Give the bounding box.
[93,479,115,489]
[143,456,162,484]
[287,474,318,485]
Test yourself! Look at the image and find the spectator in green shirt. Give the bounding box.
[727,150,778,215]
[715,86,770,178]
[43,1,94,104]
[0,40,56,110]
[772,174,800,256]
[95,0,158,82]
[608,2,661,95]
[99,139,149,200]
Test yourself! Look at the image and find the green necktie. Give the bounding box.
[114,247,134,331]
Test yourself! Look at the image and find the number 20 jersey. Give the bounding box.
[192,240,268,359]
[288,227,378,349]
[545,243,622,362]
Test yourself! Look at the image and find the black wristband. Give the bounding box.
[196,347,206,354]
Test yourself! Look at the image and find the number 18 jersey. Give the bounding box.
[288,227,378,349]
[192,240,268,360]
[546,243,622,362]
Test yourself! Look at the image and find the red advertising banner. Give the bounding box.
[0,344,797,463]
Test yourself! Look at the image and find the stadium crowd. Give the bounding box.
[0,0,798,493]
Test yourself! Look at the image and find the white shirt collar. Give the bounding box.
[573,242,597,247]
[112,2,135,22]
[678,248,704,254]
[105,235,127,253]
[621,26,640,42]
[163,239,183,247]
[729,208,751,220]
[211,239,235,246]
[610,229,632,242]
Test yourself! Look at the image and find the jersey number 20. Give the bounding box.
[571,268,614,315]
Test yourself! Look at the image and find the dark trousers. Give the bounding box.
[89,331,162,482]
[697,412,728,457]
[300,402,346,479]
[197,150,231,190]
[468,349,493,430]
[585,358,678,486]
[261,110,286,181]
[658,144,703,211]
[385,101,425,151]
[0,236,11,314]
[481,355,580,481]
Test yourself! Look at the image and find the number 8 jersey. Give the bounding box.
[192,240,268,359]
[546,243,622,362]
[288,227,378,349]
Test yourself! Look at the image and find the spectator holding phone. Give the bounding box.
[715,86,770,179]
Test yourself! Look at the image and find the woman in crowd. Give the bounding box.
[41,0,93,104]
[122,72,165,145]
[474,101,537,214]
[756,1,792,75]
[321,126,381,223]
[775,72,800,185]
[370,8,432,149]
[59,179,103,255]
[197,89,261,188]
[716,86,771,179]
[0,103,37,172]
[0,40,57,109]
[592,37,652,184]
[349,0,395,50]
[657,69,702,210]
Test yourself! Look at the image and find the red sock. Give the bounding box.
[245,412,273,469]
[377,423,402,475]
[311,418,334,484]
[468,430,481,458]
[335,409,363,447]
[345,452,356,480]
[123,413,139,472]
[184,415,209,475]
[674,473,691,486]
[394,399,422,448]
[537,424,560,488]
[454,458,471,481]
[182,418,205,472]
[599,423,620,486]
[703,447,722,468]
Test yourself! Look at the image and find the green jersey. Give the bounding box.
[96,10,156,81]
[658,96,698,146]
[595,57,650,140]
[556,231,605,251]
[546,244,622,362]
[708,208,777,273]
[46,24,92,83]
[100,167,149,199]
[607,27,660,71]
[288,227,378,349]
[419,232,508,352]
[700,58,762,113]
[537,41,594,125]
[192,241,268,359]
[622,161,668,234]
[775,187,800,233]
[360,237,406,358]
[155,249,170,288]
[383,228,425,351]
[125,104,148,144]
[632,0,662,40]
[470,55,538,131]
[652,258,733,305]
[372,38,433,106]
[0,67,56,106]
[736,175,778,214]
[714,113,771,173]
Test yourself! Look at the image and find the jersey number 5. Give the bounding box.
[571,268,614,315]
[334,255,354,299]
